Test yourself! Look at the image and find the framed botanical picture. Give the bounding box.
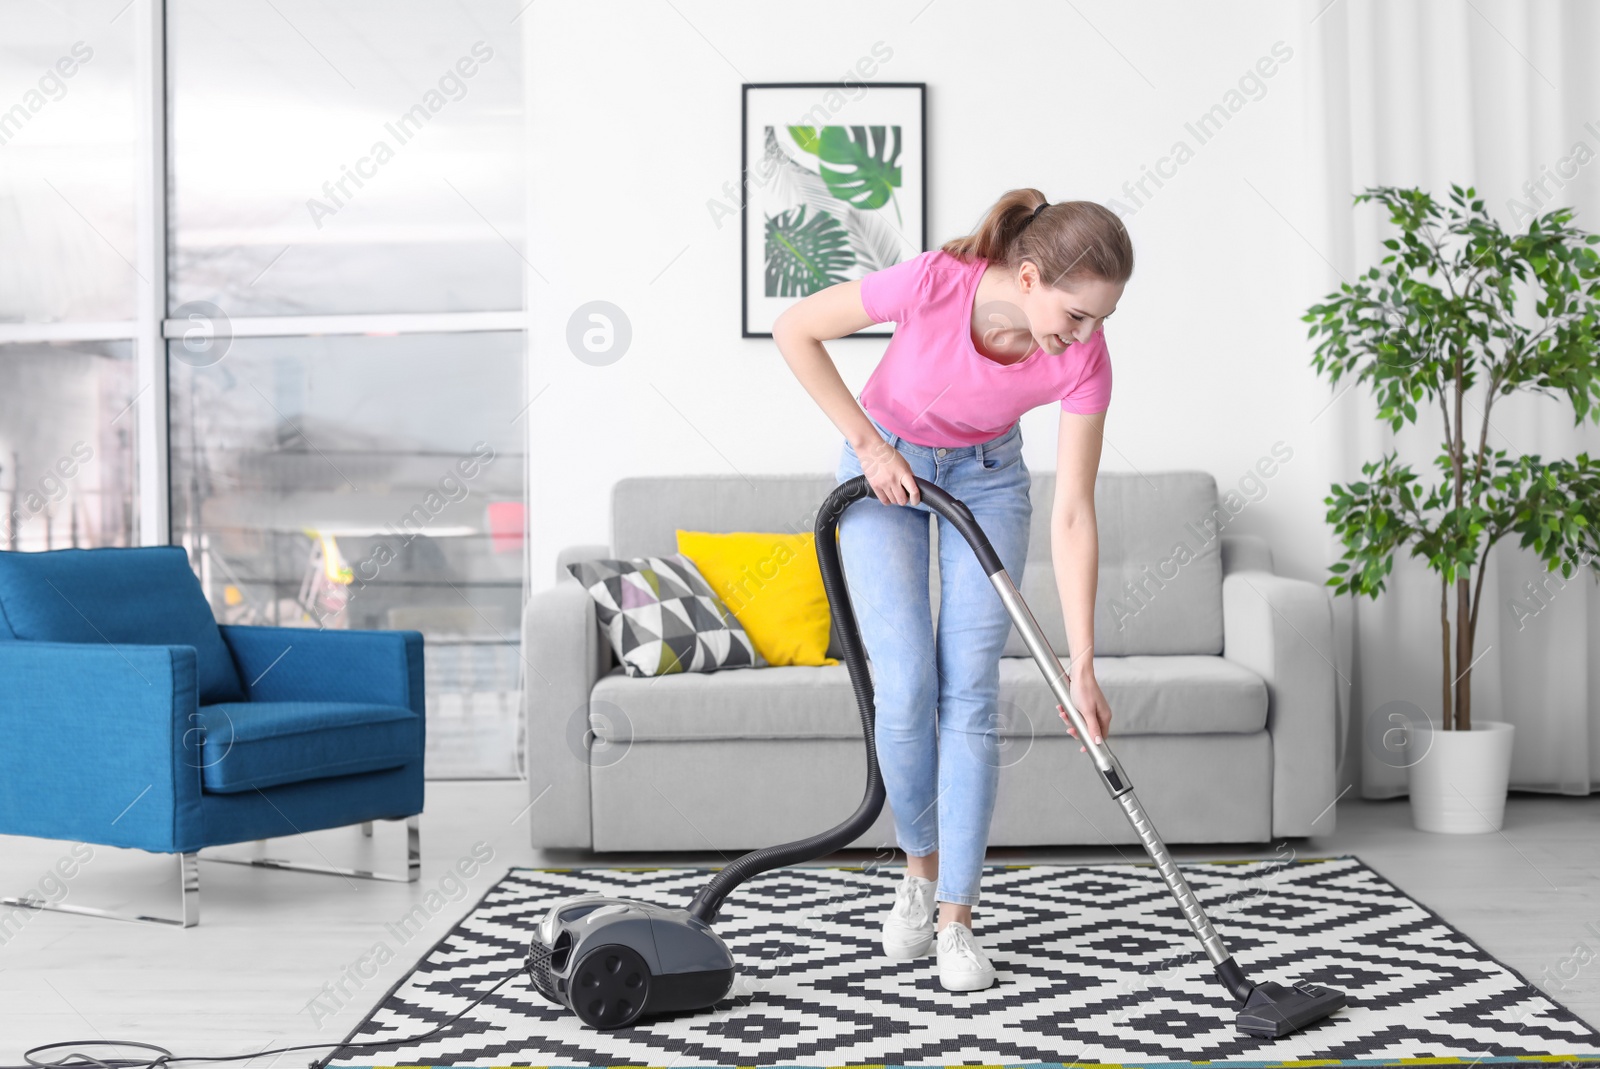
[741,82,927,338]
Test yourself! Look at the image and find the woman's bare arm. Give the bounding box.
[771,280,882,452]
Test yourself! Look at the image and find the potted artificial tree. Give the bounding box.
[1303,183,1600,833]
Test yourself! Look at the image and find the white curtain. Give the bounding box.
[1303,0,1600,798]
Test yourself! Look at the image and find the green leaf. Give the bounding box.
[787,126,822,156]
[802,125,903,213]
[763,204,855,297]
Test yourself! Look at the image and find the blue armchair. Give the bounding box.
[0,545,426,927]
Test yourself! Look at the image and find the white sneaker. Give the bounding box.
[881,872,937,959]
[936,920,997,991]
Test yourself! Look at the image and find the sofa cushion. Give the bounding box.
[932,471,1226,659]
[587,653,1266,742]
[196,700,419,793]
[1022,655,1266,734]
[0,545,246,704]
[1099,471,1227,656]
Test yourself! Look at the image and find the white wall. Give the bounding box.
[525,0,1347,699]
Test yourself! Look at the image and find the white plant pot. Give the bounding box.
[1406,719,1516,833]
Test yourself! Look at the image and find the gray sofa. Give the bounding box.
[523,471,1339,853]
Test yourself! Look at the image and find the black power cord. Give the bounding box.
[5,966,524,1069]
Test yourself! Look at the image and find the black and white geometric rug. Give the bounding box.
[319,856,1600,1068]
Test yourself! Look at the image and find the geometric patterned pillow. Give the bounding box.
[565,553,766,677]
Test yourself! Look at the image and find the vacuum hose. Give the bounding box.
[686,475,1003,925]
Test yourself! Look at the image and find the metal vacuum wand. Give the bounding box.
[992,568,1233,966]
[904,476,1347,1039]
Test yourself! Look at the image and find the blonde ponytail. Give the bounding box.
[941,188,1134,289]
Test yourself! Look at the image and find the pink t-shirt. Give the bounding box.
[856,249,1112,447]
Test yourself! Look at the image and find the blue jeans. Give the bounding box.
[834,412,1032,908]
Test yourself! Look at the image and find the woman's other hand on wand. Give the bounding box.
[1058,672,1112,754]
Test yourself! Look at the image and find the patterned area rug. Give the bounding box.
[319,856,1600,1068]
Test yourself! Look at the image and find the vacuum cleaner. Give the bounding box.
[525,474,1347,1037]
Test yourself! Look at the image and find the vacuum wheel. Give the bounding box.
[571,943,651,1029]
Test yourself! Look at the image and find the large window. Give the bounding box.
[167,1,525,316]
[0,0,529,779]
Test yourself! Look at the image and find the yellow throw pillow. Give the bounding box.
[676,529,839,667]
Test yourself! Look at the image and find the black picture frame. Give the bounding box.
[741,82,928,339]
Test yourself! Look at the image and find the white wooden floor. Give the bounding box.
[1,783,1596,1063]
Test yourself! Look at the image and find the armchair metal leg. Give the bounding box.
[200,815,420,883]
[0,851,198,928]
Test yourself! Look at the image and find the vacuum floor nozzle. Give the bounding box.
[1235,980,1348,1037]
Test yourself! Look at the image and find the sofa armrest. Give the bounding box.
[553,544,616,676]
[0,641,204,853]
[522,578,608,848]
[1221,571,1339,837]
[1221,533,1274,576]
[218,626,426,722]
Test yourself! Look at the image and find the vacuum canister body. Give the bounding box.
[527,894,737,1028]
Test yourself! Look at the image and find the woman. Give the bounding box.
[773,188,1131,992]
